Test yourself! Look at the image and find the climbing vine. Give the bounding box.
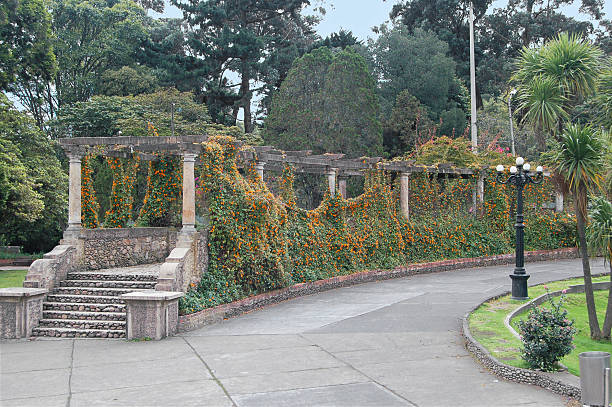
[137,156,182,227]
[180,136,577,315]
[103,156,139,228]
[81,154,100,229]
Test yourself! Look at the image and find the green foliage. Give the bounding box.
[54,88,213,138]
[0,96,67,252]
[587,196,611,261]
[264,47,383,157]
[104,157,139,228]
[0,0,56,91]
[81,155,99,228]
[369,25,464,119]
[412,137,477,167]
[97,66,159,97]
[137,157,182,227]
[180,136,576,314]
[384,91,435,156]
[518,292,576,371]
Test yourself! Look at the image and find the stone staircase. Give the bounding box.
[31,264,161,339]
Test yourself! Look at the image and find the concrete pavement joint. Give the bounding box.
[299,333,420,407]
[65,339,75,407]
[182,336,238,407]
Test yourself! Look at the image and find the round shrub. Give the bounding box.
[518,292,576,371]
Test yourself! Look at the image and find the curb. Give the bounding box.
[178,247,579,332]
[460,275,611,399]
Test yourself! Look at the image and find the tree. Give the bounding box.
[173,0,316,133]
[9,0,151,128]
[54,88,213,138]
[384,91,435,156]
[264,47,383,158]
[555,124,604,339]
[369,26,465,119]
[0,0,56,92]
[513,33,603,149]
[587,196,612,338]
[97,66,159,97]
[0,95,67,253]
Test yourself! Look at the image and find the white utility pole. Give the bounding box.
[508,89,517,156]
[469,2,478,153]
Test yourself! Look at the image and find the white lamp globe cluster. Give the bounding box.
[496,157,543,174]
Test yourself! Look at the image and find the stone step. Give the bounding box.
[60,280,156,289]
[42,310,126,321]
[38,318,126,330]
[31,327,125,338]
[51,287,152,297]
[43,302,126,312]
[67,272,158,282]
[46,294,125,305]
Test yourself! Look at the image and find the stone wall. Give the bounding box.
[81,228,178,270]
[23,245,79,290]
[155,231,208,293]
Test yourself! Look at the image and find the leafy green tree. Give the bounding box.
[587,196,612,338]
[369,26,463,119]
[264,47,383,157]
[555,124,604,339]
[0,95,67,253]
[0,0,56,92]
[9,0,151,128]
[97,66,159,97]
[173,0,316,132]
[384,90,435,156]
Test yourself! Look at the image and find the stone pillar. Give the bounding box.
[326,168,337,197]
[121,291,184,340]
[255,161,265,180]
[400,172,410,219]
[182,153,197,233]
[67,153,82,231]
[338,176,348,199]
[0,288,47,339]
[555,190,564,212]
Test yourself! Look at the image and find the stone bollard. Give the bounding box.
[0,288,47,339]
[121,291,184,340]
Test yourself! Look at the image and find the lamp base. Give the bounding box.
[510,273,530,300]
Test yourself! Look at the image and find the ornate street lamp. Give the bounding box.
[495,157,544,300]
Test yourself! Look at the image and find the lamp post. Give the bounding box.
[495,157,544,300]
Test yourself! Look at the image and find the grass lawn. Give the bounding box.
[0,269,28,288]
[469,275,612,376]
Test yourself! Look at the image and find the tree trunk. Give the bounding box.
[575,187,602,339]
[240,59,253,134]
[602,249,612,338]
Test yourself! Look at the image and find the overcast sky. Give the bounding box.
[153,0,611,42]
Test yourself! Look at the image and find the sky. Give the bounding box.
[154,0,612,42]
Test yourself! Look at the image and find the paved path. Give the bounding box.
[1,258,607,407]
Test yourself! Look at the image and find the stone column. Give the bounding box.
[555,190,564,212]
[255,161,265,180]
[338,176,348,199]
[326,168,337,197]
[400,172,410,219]
[67,152,82,231]
[477,172,485,207]
[182,153,197,233]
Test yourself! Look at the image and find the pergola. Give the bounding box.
[58,135,538,232]
[59,136,207,237]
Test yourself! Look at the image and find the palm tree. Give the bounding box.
[587,196,612,339]
[556,124,604,339]
[513,33,603,149]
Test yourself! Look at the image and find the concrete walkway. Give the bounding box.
[1,258,607,407]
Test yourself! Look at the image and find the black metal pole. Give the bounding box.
[510,165,529,300]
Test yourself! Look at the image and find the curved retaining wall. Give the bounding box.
[178,247,579,332]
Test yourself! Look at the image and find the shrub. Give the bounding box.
[518,291,576,371]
